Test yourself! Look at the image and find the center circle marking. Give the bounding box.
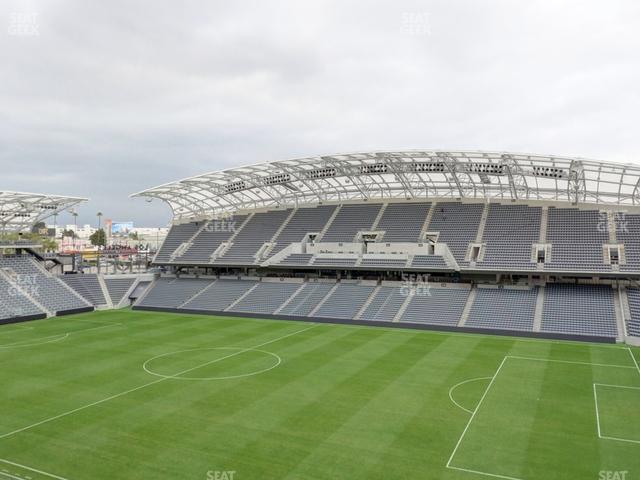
[142,347,282,381]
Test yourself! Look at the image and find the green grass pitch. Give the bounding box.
[1,309,639,480]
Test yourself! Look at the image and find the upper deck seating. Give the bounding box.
[320,204,383,243]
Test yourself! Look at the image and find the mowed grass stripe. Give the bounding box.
[115,324,370,479]
[0,316,281,430]
[523,345,601,480]
[369,337,519,480]
[6,322,338,480]
[283,333,490,480]
[144,327,400,478]
[215,332,449,479]
[448,355,548,478]
[0,322,323,480]
[0,322,318,441]
[0,311,638,480]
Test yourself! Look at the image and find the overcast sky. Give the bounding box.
[2,0,640,227]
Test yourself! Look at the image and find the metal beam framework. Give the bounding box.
[131,150,640,221]
[0,191,87,233]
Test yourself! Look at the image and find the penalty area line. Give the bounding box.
[445,356,525,480]
[446,357,508,468]
[628,348,640,377]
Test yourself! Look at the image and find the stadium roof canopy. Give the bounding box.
[0,191,88,233]
[132,150,640,220]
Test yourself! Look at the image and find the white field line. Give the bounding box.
[507,355,635,369]
[594,383,640,390]
[593,383,640,445]
[0,334,69,349]
[447,354,639,480]
[628,348,640,376]
[142,347,282,381]
[447,465,522,480]
[600,434,640,445]
[0,471,23,480]
[0,323,320,441]
[0,458,70,480]
[448,377,492,414]
[446,357,508,470]
[593,383,602,438]
[0,323,121,350]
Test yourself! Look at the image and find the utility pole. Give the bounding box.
[97,212,103,274]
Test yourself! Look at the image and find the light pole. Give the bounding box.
[96,212,103,274]
[72,211,78,252]
[53,213,58,253]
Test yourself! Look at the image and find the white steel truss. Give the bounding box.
[131,150,640,221]
[0,191,87,233]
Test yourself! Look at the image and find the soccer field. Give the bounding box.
[1,310,638,480]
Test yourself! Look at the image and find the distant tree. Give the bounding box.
[128,231,139,240]
[40,236,58,252]
[31,221,47,234]
[0,230,57,252]
[90,228,106,247]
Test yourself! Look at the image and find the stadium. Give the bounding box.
[1,150,639,480]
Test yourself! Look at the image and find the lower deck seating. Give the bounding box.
[466,287,537,331]
[541,284,617,338]
[0,274,44,319]
[133,277,621,340]
[0,255,90,313]
[104,277,136,305]
[626,288,640,337]
[401,287,470,326]
[359,286,406,322]
[137,278,212,308]
[59,274,107,306]
[182,279,257,311]
[229,282,302,315]
[279,282,334,316]
[314,283,376,319]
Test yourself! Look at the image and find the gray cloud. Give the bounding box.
[1,0,639,227]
